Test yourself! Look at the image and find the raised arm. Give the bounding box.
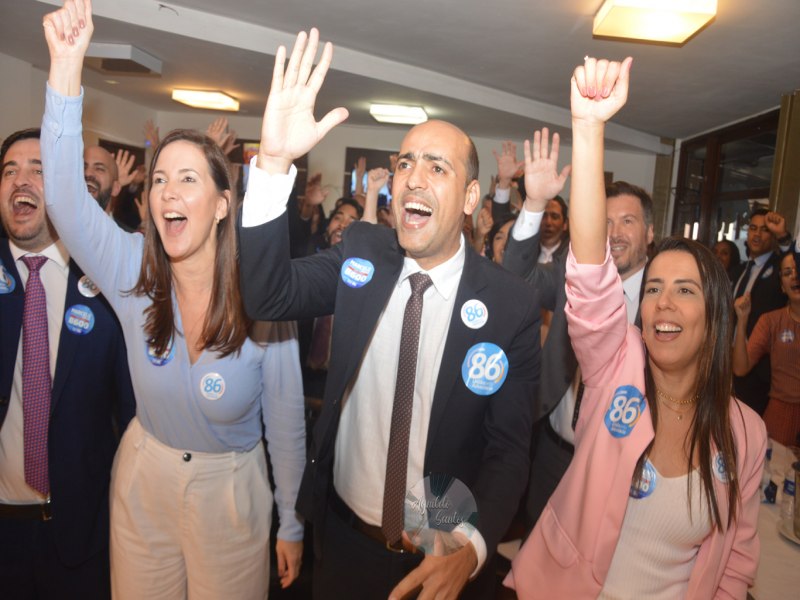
[521,128,571,214]
[362,167,388,224]
[569,57,632,265]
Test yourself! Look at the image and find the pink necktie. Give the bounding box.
[21,255,51,496]
[382,272,433,546]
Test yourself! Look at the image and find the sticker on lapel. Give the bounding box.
[77,275,100,298]
[779,329,795,344]
[146,337,175,367]
[630,459,657,499]
[604,385,646,438]
[461,343,508,396]
[760,265,773,279]
[712,452,728,483]
[200,373,225,400]
[64,304,95,335]
[460,299,488,329]
[340,258,375,288]
[0,264,15,294]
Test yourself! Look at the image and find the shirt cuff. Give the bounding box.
[493,187,510,205]
[453,522,487,578]
[241,157,297,227]
[511,208,544,241]
[43,83,84,138]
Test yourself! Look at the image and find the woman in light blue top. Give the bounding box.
[41,2,305,597]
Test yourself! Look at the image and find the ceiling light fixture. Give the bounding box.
[171,89,240,112]
[369,104,428,125]
[593,0,717,45]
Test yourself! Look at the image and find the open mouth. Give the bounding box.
[654,322,682,340]
[163,211,187,235]
[12,194,38,217]
[85,180,99,196]
[403,201,433,227]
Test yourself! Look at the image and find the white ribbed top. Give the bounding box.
[599,463,712,599]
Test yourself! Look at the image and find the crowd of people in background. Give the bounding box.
[0,1,798,599]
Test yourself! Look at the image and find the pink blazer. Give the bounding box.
[505,249,766,599]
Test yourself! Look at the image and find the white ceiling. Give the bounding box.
[3,0,799,153]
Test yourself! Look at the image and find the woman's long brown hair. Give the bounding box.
[129,129,250,358]
[634,236,741,531]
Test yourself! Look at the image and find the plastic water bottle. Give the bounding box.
[761,440,775,503]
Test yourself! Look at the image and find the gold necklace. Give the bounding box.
[656,388,698,406]
[657,396,693,421]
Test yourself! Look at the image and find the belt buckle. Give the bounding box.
[41,498,52,521]
[386,537,417,554]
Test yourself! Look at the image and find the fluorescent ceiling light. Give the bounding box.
[593,0,717,44]
[370,104,428,125]
[171,89,240,112]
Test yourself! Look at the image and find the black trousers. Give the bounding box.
[0,518,110,600]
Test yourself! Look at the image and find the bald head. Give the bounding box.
[403,120,479,185]
[84,145,120,211]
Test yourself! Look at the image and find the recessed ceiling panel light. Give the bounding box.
[171,89,240,112]
[593,0,717,44]
[369,104,428,125]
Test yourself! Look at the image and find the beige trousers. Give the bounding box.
[110,418,272,599]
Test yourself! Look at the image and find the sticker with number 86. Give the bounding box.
[604,385,646,438]
[200,372,226,401]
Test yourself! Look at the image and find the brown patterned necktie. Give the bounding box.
[381,272,433,546]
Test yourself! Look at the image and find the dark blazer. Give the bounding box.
[503,232,574,421]
[0,241,135,566]
[731,251,788,414]
[239,214,540,557]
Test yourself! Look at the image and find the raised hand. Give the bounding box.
[304,173,329,207]
[258,29,348,174]
[522,128,571,212]
[115,149,137,188]
[143,119,160,149]
[366,167,389,194]
[571,56,633,125]
[43,0,94,96]
[765,211,788,240]
[492,141,523,188]
[734,294,752,321]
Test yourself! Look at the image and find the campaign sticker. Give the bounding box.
[340,258,375,288]
[200,373,225,401]
[461,343,508,396]
[712,452,728,483]
[404,474,478,556]
[64,304,95,335]
[760,265,773,279]
[146,337,175,367]
[77,275,100,298]
[630,460,657,499]
[779,329,795,344]
[604,385,646,438]
[460,299,488,329]
[0,265,15,294]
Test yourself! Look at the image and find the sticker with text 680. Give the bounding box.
[461,343,508,396]
[604,385,646,438]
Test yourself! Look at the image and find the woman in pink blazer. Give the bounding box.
[506,58,766,599]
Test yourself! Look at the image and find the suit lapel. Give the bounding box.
[50,261,83,414]
[0,243,24,400]
[426,247,488,453]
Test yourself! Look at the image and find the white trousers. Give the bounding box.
[110,418,272,599]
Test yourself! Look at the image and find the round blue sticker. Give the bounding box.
[340,258,375,288]
[199,373,225,400]
[630,459,657,499]
[64,304,95,335]
[461,343,508,396]
[0,265,16,294]
[146,337,175,367]
[604,385,646,438]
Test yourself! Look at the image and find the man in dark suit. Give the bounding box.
[0,128,135,599]
[238,30,539,600]
[731,208,793,415]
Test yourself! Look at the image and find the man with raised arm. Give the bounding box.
[238,29,540,600]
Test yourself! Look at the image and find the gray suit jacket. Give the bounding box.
[503,234,575,421]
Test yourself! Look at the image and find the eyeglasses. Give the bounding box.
[780,268,798,278]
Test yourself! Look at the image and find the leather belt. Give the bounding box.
[0,498,53,521]
[329,490,414,553]
[544,420,575,455]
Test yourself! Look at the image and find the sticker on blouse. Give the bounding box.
[712,452,728,483]
[604,385,646,438]
[0,264,15,294]
[461,343,508,396]
[146,337,175,367]
[77,275,100,298]
[629,459,657,499]
[779,329,795,344]
[64,304,95,335]
[460,299,488,329]
[340,258,375,288]
[760,265,773,279]
[200,372,225,401]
